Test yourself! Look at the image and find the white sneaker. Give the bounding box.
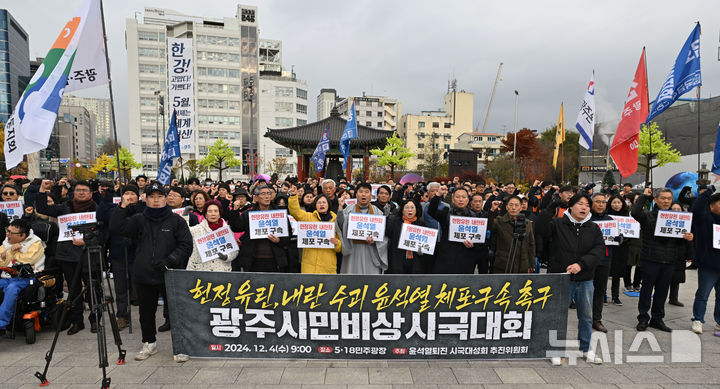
[584,351,603,365]
[691,320,703,334]
[174,353,189,363]
[135,342,158,361]
[550,357,563,366]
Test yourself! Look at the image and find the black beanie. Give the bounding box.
[122,184,140,197]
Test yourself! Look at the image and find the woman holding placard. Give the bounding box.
[385,199,431,274]
[607,194,630,306]
[288,186,342,274]
[186,200,238,272]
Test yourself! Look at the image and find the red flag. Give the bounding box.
[610,48,649,178]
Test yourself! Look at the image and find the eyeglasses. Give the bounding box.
[5,228,23,235]
[258,192,272,196]
[2,192,16,196]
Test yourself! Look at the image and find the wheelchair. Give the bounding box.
[1,265,63,344]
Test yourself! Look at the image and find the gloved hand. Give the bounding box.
[217,252,228,261]
[151,260,168,273]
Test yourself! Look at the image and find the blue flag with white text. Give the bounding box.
[647,24,702,123]
[157,110,181,185]
[311,124,330,173]
[340,102,357,170]
[712,123,720,176]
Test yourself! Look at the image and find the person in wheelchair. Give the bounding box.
[0,219,46,334]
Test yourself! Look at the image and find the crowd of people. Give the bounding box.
[0,174,718,366]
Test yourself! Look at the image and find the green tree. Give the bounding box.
[109,146,142,179]
[638,122,681,185]
[539,126,580,185]
[184,159,205,179]
[199,139,242,181]
[416,142,447,180]
[370,132,415,179]
[486,155,514,184]
[602,169,616,189]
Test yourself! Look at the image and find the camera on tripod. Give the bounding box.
[511,213,527,239]
[69,222,99,246]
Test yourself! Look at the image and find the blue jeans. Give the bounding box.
[569,280,594,352]
[692,268,720,325]
[0,278,33,329]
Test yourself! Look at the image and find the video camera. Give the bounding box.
[69,222,100,247]
[511,213,527,239]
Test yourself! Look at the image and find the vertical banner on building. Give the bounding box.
[167,38,195,154]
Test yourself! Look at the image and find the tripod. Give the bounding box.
[504,217,527,274]
[35,240,126,389]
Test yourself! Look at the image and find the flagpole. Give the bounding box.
[99,0,123,182]
[697,86,701,173]
[561,141,564,183]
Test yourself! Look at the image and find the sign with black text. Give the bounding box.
[195,225,239,263]
[0,201,23,221]
[249,210,289,239]
[297,222,335,249]
[167,37,195,153]
[398,224,438,254]
[609,215,640,239]
[448,216,488,243]
[57,212,96,242]
[594,220,619,246]
[654,210,692,238]
[347,213,386,240]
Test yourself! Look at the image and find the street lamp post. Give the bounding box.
[512,90,519,183]
[154,90,163,172]
[243,77,256,180]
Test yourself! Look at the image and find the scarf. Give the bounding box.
[403,215,418,259]
[355,203,375,214]
[318,211,333,222]
[207,219,224,231]
[144,205,171,220]
[450,205,473,217]
[72,198,94,213]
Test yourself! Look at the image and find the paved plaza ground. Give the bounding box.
[1,269,719,389]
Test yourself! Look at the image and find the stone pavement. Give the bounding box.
[1,269,719,389]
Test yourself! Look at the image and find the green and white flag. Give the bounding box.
[4,0,107,169]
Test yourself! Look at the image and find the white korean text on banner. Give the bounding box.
[609,215,640,239]
[166,271,571,359]
[594,220,619,246]
[654,210,693,238]
[448,216,488,243]
[249,210,289,239]
[0,201,24,221]
[347,213,386,240]
[195,225,239,263]
[167,38,195,153]
[57,212,96,242]
[398,223,437,255]
[297,222,336,249]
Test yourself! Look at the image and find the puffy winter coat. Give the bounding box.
[538,210,604,282]
[186,219,237,272]
[631,195,689,266]
[691,189,720,273]
[288,194,341,274]
[490,213,536,274]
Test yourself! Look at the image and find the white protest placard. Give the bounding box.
[347,213,386,240]
[57,212,96,242]
[288,215,298,236]
[343,198,357,209]
[172,208,187,216]
[371,184,382,200]
[0,201,23,221]
[398,223,438,255]
[594,220,619,246]
[610,215,640,239]
[194,225,239,263]
[654,210,693,239]
[112,197,122,205]
[297,222,336,249]
[713,225,720,249]
[448,215,488,243]
[249,209,289,239]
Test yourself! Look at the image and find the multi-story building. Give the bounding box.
[54,106,96,164]
[316,88,341,121]
[61,95,112,151]
[455,131,505,168]
[126,5,259,179]
[399,89,474,170]
[0,9,30,123]
[258,39,307,176]
[335,93,401,132]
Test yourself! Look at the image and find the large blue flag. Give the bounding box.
[157,110,181,185]
[712,123,720,176]
[647,24,701,123]
[340,102,357,170]
[311,124,330,173]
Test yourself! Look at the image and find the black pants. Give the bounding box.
[135,282,167,343]
[57,260,96,325]
[627,265,642,288]
[637,261,673,324]
[592,262,610,321]
[110,257,132,319]
[669,280,680,303]
[611,276,622,299]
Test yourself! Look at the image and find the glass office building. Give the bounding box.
[0,9,30,123]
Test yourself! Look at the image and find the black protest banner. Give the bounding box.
[165,270,570,359]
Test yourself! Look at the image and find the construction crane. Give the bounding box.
[480,62,503,132]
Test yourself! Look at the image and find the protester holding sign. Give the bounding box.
[490,196,533,274]
[538,193,604,364]
[336,183,389,274]
[186,200,237,272]
[35,179,98,336]
[167,186,198,226]
[589,193,623,333]
[235,185,291,272]
[632,187,694,333]
[385,199,433,274]
[668,202,694,308]
[428,187,482,274]
[607,194,631,306]
[689,188,720,335]
[288,187,341,274]
[110,182,193,362]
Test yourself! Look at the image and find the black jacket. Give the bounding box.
[589,211,621,265]
[385,215,432,274]
[538,210,604,282]
[428,195,487,274]
[691,189,720,272]
[96,192,142,262]
[235,204,290,272]
[35,192,97,263]
[110,205,193,285]
[631,195,689,266]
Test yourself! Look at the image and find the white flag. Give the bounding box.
[575,73,596,150]
[4,0,107,169]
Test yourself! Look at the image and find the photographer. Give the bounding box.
[36,179,98,335]
[490,196,535,274]
[110,182,193,361]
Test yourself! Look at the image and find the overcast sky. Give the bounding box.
[8,0,720,145]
